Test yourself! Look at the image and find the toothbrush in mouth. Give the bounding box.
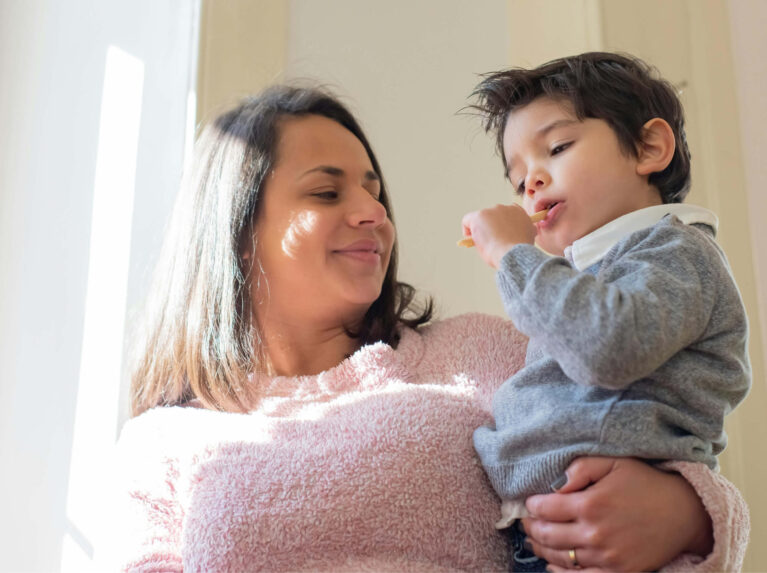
[457,208,549,248]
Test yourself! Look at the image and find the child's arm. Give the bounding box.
[494,226,744,390]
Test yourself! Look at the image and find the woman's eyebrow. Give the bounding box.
[300,165,344,178]
[299,165,380,182]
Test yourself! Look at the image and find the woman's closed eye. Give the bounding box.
[311,189,339,200]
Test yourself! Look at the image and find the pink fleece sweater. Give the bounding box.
[112,313,749,572]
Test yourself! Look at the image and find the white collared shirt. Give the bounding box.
[563,204,719,271]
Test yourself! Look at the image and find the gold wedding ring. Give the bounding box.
[568,548,581,569]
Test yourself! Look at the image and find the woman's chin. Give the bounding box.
[337,289,384,316]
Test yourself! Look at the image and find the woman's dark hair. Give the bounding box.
[130,85,432,416]
[471,52,691,203]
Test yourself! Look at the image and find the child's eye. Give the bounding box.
[551,142,572,156]
[515,180,526,195]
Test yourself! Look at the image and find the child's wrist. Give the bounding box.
[492,243,517,268]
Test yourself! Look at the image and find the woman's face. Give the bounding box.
[250,114,395,328]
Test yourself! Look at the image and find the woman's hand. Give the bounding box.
[520,457,713,572]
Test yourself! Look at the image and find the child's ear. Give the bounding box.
[636,118,675,176]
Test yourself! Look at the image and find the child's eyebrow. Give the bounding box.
[506,118,580,177]
[535,118,579,139]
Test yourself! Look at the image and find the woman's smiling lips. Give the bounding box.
[333,239,383,264]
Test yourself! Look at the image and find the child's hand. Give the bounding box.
[461,204,536,268]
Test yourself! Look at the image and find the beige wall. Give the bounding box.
[728,0,767,569]
[197,0,288,126]
[510,4,766,569]
[198,0,766,569]
[596,2,766,569]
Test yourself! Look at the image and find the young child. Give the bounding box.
[461,52,751,572]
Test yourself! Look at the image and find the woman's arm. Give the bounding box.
[105,418,185,573]
[520,457,749,572]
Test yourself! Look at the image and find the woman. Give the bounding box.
[113,86,748,572]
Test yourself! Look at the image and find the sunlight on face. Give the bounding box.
[251,115,394,327]
[280,210,319,259]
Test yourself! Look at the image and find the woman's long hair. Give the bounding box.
[129,86,432,417]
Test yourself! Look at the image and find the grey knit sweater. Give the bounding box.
[473,213,751,501]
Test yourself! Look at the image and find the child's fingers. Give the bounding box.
[460,213,475,241]
[460,211,476,233]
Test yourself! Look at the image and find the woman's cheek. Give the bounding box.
[280,211,319,259]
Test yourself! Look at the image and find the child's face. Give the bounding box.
[502,97,662,255]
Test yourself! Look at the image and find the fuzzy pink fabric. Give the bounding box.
[111,313,749,572]
[662,461,750,572]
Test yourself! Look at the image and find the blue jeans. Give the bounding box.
[502,520,548,572]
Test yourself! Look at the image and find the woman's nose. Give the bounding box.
[348,190,387,227]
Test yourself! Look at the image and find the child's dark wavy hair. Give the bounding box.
[471,52,691,203]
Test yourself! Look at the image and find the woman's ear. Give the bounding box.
[636,118,676,176]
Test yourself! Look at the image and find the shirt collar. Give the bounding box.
[563,204,718,271]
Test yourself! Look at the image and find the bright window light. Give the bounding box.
[61,45,144,572]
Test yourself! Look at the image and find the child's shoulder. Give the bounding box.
[618,214,725,265]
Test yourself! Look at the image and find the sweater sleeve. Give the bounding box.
[659,462,750,573]
[108,415,185,573]
[495,226,730,389]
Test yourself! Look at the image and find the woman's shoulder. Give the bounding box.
[417,312,526,345]
[121,402,207,431]
[116,404,228,459]
[403,312,527,380]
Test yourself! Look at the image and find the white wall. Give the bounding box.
[286,0,511,318]
[0,1,197,570]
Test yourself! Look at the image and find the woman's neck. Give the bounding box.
[258,318,362,377]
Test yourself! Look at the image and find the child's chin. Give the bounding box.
[536,238,565,256]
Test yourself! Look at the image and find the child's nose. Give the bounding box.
[525,169,550,196]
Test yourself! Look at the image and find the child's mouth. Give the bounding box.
[538,202,562,226]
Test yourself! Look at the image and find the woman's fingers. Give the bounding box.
[546,564,610,573]
[526,537,599,571]
[524,489,580,522]
[524,457,618,522]
[552,457,617,494]
[520,518,582,550]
